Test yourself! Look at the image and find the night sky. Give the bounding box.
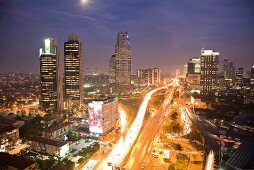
[0,0,254,74]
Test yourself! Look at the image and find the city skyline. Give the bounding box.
[1,0,254,74]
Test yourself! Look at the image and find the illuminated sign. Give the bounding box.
[88,101,103,134]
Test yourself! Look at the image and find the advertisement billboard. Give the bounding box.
[88,101,103,134]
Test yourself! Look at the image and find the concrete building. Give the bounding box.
[0,152,38,170]
[40,38,63,112]
[0,125,19,152]
[137,68,161,86]
[42,122,73,139]
[88,97,118,135]
[200,49,219,95]
[64,34,84,108]
[29,136,69,157]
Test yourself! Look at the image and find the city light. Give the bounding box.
[97,85,169,169]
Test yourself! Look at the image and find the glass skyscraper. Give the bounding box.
[40,38,63,112]
[64,34,84,108]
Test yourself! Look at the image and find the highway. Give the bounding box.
[186,108,221,168]
[120,86,175,170]
[96,81,176,170]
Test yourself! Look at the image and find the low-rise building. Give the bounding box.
[29,136,69,157]
[42,122,73,139]
[0,152,38,170]
[87,97,118,135]
[43,114,62,126]
[0,125,19,152]
[0,117,25,128]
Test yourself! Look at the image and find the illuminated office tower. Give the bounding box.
[64,34,84,107]
[235,67,243,86]
[114,31,131,85]
[200,49,219,95]
[40,38,63,112]
[109,54,116,84]
[187,57,201,74]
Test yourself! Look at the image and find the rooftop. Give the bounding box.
[44,122,73,133]
[30,136,68,147]
[226,140,254,169]
[0,125,18,134]
[0,117,19,126]
[0,152,36,169]
[85,97,116,104]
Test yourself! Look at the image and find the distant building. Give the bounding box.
[250,64,254,86]
[0,152,38,170]
[88,97,118,135]
[40,38,63,112]
[29,136,69,157]
[137,68,161,86]
[223,58,235,82]
[109,32,131,92]
[225,141,254,170]
[109,54,116,84]
[42,122,73,139]
[0,125,19,152]
[175,69,180,78]
[200,49,219,95]
[186,73,201,86]
[64,34,84,108]
[235,67,244,87]
[183,64,188,77]
[187,57,201,74]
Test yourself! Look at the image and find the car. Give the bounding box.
[152,152,159,158]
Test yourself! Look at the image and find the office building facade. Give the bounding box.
[88,97,118,135]
[40,38,63,112]
[110,32,131,86]
[223,58,235,82]
[137,68,161,86]
[235,67,244,87]
[200,49,219,95]
[64,34,84,107]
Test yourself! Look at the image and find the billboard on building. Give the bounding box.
[88,101,103,134]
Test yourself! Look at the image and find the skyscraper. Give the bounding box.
[235,67,243,86]
[40,38,63,112]
[64,34,84,108]
[223,58,235,81]
[187,57,201,74]
[109,54,116,84]
[200,49,219,95]
[113,31,131,85]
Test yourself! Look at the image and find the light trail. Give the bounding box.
[118,107,127,133]
[205,150,215,170]
[97,81,176,170]
[166,108,191,139]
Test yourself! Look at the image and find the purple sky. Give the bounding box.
[0,0,254,74]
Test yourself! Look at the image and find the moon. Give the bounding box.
[80,0,89,5]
